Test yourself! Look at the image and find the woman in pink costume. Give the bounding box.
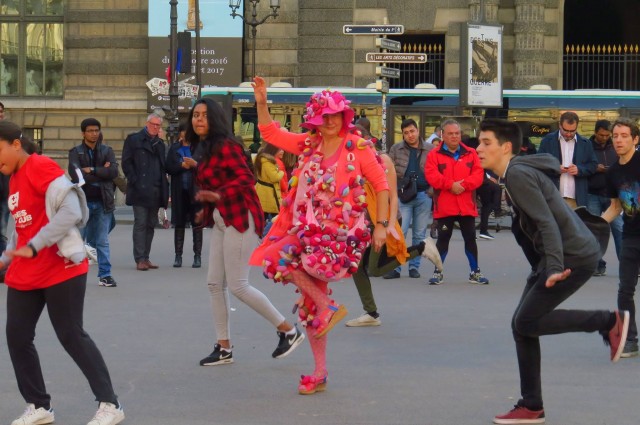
[250,77,390,394]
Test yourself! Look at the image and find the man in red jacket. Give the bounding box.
[426,119,488,285]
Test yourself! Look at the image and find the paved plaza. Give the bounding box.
[0,219,637,425]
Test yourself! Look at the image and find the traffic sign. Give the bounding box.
[366,53,427,64]
[375,79,389,94]
[375,38,402,52]
[375,66,400,79]
[343,25,405,35]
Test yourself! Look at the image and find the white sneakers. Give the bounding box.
[422,237,443,272]
[87,402,125,425]
[85,244,98,265]
[11,404,54,425]
[12,402,124,425]
[345,313,382,327]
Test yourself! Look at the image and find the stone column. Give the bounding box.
[513,0,546,89]
[468,0,499,24]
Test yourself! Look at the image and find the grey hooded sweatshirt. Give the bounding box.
[505,154,600,278]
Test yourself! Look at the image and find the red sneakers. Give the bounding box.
[493,405,545,424]
[607,310,630,362]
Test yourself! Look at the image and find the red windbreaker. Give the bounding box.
[425,142,484,218]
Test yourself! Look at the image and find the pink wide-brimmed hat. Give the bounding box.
[300,89,355,131]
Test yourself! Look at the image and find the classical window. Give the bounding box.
[0,0,64,97]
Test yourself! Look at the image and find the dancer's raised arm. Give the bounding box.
[252,76,272,126]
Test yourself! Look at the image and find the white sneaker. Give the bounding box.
[421,237,443,272]
[87,402,125,425]
[11,404,54,425]
[345,313,381,327]
[85,244,98,265]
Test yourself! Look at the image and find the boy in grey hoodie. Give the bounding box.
[475,119,629,425]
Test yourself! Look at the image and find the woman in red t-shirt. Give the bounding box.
[0,121,124,425]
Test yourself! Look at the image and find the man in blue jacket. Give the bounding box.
[538,111,597,208]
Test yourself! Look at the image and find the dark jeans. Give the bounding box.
[132,205,159,263]
[353,244,422,313]
[6,274,118,407]
[511,260,611,410]
[436,215,478,271]
[477,182,501,234]
[619,237,640,342]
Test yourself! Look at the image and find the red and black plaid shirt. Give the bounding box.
[195,140,264,236]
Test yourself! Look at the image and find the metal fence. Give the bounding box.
[563,44,640,90]
[388,42,445,89]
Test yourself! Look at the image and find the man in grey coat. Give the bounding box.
[122,113,169,271]
[385,118,433,279]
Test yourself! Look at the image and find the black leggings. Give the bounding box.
[436,215,479,271]
[6,274,118,407]
[477,182,501,234]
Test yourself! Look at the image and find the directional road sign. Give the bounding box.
[375,79,389,93]
[375,38,402,52]
[366,53,427,64]
[343,25,405,35]
[376,66,400,79]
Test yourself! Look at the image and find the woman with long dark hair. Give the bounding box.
[0,121,123,425]
[187,98,304,366]
[166,122,203,268]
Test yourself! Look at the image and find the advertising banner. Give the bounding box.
[147,0,244,112]
[460,23,503,107]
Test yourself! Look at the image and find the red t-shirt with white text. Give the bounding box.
[4,154,88,290]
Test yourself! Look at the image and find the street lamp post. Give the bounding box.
[229,0,280,80]
[167,0,180,143]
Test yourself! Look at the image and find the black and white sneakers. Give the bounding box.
[200,325,305,365]
[272,324,305,359]
[199,343,234,366]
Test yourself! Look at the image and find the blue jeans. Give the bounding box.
[395,191,431,273]
[82,201,113,278]
[586,194,622,266]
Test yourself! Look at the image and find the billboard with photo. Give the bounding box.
[460,23,503,107]
[147,0,244,112]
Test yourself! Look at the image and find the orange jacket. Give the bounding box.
[425,142,484,218]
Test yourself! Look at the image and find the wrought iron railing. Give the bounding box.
[388,42,445,89]
[563,43,640,90]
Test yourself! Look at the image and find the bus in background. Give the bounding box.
[202,85,640,150]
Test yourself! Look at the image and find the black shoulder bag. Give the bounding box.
[398,149,423,203]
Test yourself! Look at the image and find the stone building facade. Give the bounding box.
[1,0,568,162]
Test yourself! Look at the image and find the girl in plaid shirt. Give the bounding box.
[189,98,305,367]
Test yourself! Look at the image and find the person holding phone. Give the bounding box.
[538,112,597,209]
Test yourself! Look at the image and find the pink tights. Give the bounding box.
[289,270,330,377]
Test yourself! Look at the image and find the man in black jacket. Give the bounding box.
[122,113,169,271]
[69,118,119,287]
[476,118,629,425]
[587,119,622,276]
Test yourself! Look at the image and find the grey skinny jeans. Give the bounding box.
[206,209,285,341]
